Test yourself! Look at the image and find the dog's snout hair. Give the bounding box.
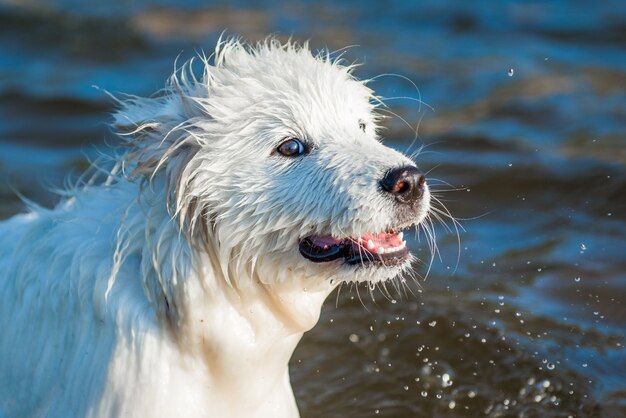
[0,38,433,418]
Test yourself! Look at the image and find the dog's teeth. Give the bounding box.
[398,232,403,240]
[367,240,375,250]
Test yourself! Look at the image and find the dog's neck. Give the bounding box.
[169,249,334,410]
[176,255,334,360]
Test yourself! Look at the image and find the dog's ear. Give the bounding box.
[112,93,203,217]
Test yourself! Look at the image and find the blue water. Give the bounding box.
[1,1,625,416]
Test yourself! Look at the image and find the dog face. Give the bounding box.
[115,39,430,285]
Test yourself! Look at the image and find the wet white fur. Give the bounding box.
[0,38,429,418]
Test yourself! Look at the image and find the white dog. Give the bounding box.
[0,38,430,418]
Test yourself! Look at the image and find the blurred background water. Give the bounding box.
[1,0,625,417]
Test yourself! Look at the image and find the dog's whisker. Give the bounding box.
[367,72,434,113]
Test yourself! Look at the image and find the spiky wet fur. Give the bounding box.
[0,38,430,418]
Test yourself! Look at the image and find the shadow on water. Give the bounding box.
[1,0,625,416]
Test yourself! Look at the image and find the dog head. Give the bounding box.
[113,38,430,287]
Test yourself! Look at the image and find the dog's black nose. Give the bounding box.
[380,165,425,204]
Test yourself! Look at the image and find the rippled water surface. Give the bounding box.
[1,1,625,417]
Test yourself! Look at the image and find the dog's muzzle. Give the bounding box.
[298,165,427,267]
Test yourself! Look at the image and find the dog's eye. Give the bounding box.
[276,138,305,157]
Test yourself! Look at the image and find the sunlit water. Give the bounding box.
[1,1,625,416]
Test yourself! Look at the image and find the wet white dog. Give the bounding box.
[0,38,430,418]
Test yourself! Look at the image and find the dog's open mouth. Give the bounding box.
[299,230,409,266]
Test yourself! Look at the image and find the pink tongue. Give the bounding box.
[310,235,343,247]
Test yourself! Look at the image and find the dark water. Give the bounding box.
[1,1,625,417]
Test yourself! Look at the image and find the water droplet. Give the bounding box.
[468,390,476,398]
[582,363,588,367]
[448,400,456,409]
[421,391,428,397]
[429,321,437,327]
[574,277,581,282]
[580,243,587,251]
[547,363,555,370]
[349,334,360,343]
[403,385,409,391]
[508,68,515,77]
